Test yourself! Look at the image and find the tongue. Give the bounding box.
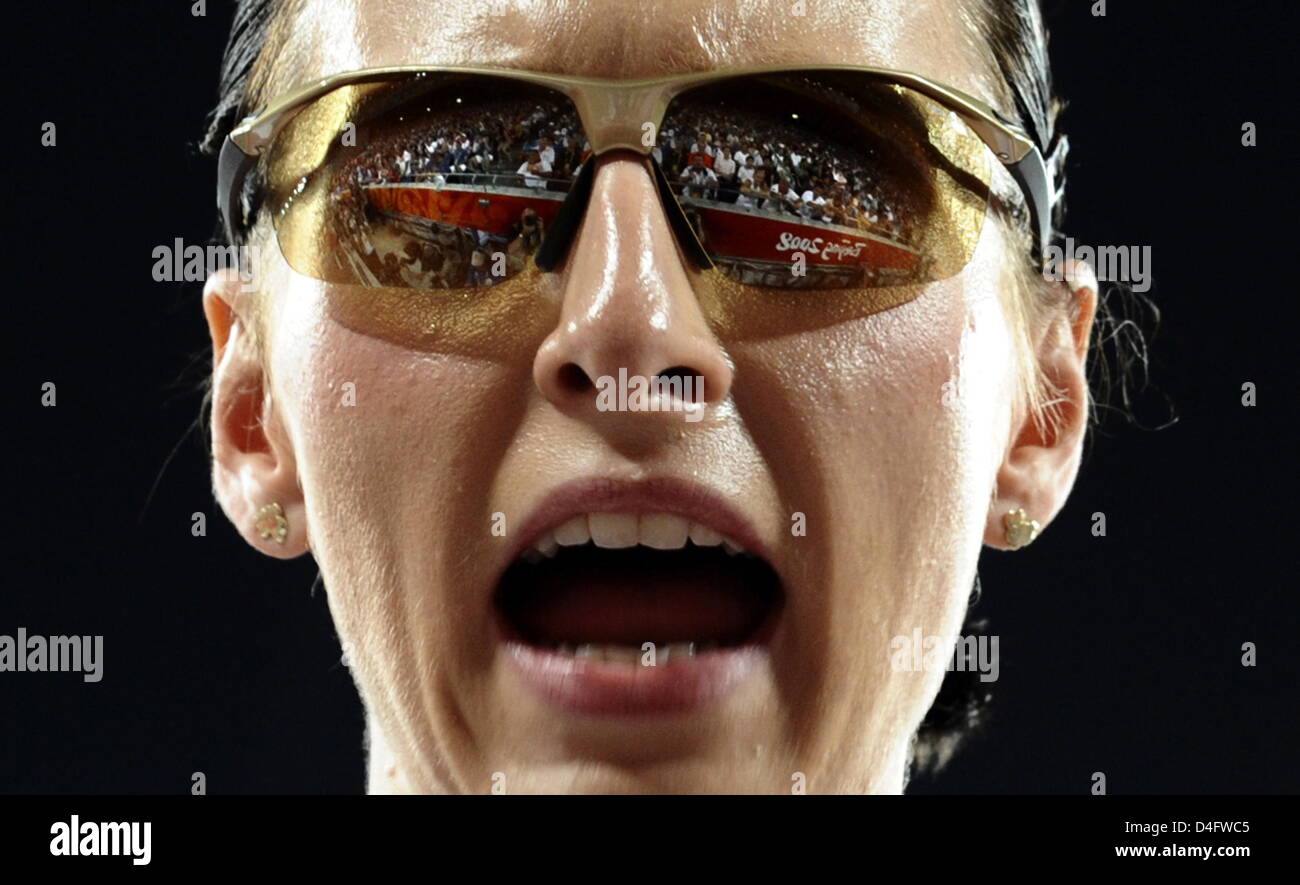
[500,546,776,646]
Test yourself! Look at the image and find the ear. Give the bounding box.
[985,259,1099,550]
[203,268,309,559]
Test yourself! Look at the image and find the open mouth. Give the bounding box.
[497,512,783,654]
[494,511,784,715]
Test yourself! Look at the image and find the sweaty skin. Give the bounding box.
[205,0,1096,793]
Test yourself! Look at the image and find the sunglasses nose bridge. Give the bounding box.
[536,77,715,275]
[567,82,673,154]
[532,82,681,272]
[535,150,714,273]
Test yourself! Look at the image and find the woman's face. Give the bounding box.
[208,0,1089,793]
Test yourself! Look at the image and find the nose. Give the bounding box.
[533,152,733,419]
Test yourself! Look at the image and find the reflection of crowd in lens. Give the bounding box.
[348,97,587,186]
[656,106,915,245]
[324,98,587,288]
[318,93,917,289]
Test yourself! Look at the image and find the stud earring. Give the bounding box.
[254,501,289,545]
[1003,507,1040,549]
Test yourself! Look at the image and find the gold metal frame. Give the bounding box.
[217,63,1057,264]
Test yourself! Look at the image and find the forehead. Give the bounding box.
[265,0,994,103]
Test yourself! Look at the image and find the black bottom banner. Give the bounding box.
[0,795,1284,870]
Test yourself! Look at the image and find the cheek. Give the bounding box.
[729,256,1016,718]
[735,268,1014,568]
[265,276,514,668]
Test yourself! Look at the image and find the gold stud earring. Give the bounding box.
[254,501,289,545]
[1003,507,1040,549]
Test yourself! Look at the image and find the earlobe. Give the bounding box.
[984,259,1098,550]
[203,269,309,560]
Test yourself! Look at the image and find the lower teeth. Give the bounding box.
[558,642,713,663]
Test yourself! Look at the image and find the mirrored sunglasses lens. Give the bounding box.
[660,71,993,290]
[263,74,587,289]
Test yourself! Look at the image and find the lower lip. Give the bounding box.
[504,642,767,717]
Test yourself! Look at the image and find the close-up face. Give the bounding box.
[204,0,1096,793]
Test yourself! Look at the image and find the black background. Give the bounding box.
[3,1,1296,794]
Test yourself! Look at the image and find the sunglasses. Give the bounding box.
[217,64,1064,293]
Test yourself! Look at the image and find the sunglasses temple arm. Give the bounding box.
[217,135,254,245]
[1005,144,1053,264]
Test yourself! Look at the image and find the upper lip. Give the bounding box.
[498,475,777,584]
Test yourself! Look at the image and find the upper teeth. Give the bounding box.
[524,513,746,558]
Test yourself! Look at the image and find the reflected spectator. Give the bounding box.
[517,149,552,187]
[516,207,544,253]
[713,150,738,203]
[687,131,715,168]
[735,177,760,209]
[467,248,490,286]
[679,154,719,198]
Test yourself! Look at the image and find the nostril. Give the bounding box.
[557,362,593,393]
[657,365,705,403]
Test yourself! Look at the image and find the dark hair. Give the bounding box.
[201,0,1160,787]
[199,0,288,245]
[200,1,280,157]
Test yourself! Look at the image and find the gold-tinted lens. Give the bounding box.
[262,73,585,289]
[661,71,992,289]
